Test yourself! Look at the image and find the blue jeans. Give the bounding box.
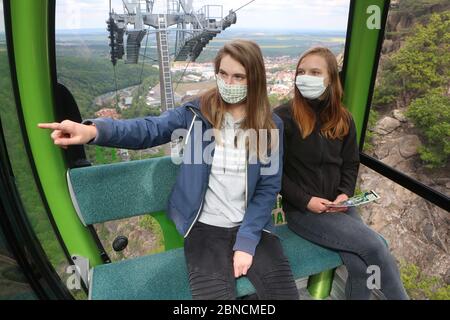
[285,206,409,300]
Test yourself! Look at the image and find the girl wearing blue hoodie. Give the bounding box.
[39,40,298,300]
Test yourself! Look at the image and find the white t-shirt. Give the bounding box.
[198,112,247,228]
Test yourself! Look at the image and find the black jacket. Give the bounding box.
[274,99,360,212]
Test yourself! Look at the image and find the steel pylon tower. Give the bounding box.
[107,0,237,111]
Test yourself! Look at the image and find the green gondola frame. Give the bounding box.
[4,0,395,299]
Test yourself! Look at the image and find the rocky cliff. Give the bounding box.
[358,109,449,283]
[360,0,449,289]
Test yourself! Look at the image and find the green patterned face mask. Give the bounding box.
[216,76,248,104]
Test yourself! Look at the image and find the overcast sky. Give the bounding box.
[0,1,350,36]
[53,0,350,31]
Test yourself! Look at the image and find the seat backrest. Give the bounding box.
[68,156,179,226]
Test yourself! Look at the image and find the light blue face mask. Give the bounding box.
[295,75,327,100]
[216,76,248,104]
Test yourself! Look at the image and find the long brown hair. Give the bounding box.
[292,47,350,140]
[200,39,277,159]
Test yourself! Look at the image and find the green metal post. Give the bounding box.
[153,211,184,250]
[307,269,336,299]
[343,0,390,141]
[10,0,102,266]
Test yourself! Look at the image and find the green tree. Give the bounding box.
[401,261,450,300]
[363,108,379,153]
[399,0,450,18]
[372,11,449,168]
[374,11,450,107]
[406,89,450,168]
[57,56,159,119]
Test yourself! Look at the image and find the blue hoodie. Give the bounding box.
[83,99,284,256]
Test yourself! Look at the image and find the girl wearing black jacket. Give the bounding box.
[274,47,408,300]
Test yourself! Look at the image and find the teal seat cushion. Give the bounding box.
[89,224,343,300]
[68,156,179,225]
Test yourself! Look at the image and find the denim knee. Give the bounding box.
[361,235,390,266]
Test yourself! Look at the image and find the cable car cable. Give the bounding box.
[139,28,150,84]
[108,0,120,108]
[234,0,256,13]
[174,60,192,92]
[112,60,119,108]
[139,53,158,62]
